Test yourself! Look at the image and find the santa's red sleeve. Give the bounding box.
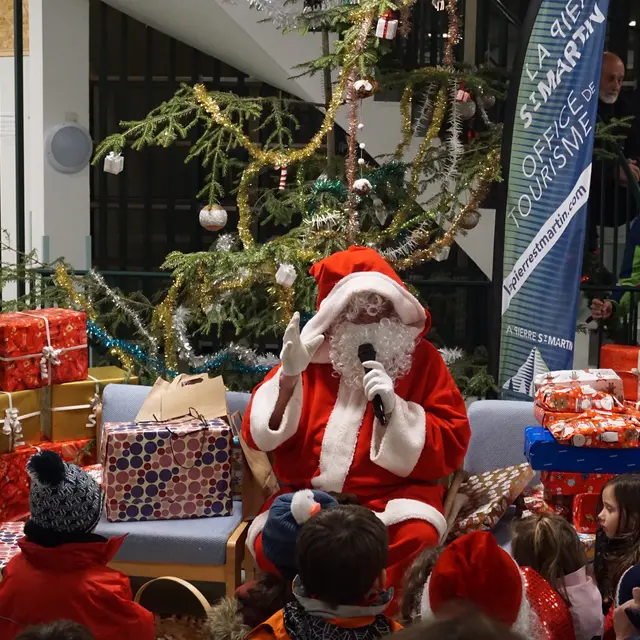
[369,340,470,482]
[241,364,304,452]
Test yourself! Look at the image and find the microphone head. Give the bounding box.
[358,343,376,363]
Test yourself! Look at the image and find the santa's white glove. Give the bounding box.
[362,361,396,415]
[280,312,324,377]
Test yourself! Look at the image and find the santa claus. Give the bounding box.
[242,246,471,603]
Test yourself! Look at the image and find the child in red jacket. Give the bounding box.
[0,451,155,640]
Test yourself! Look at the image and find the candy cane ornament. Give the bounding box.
[276,166,288,190]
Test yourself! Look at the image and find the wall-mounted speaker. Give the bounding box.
[45,123,93,174]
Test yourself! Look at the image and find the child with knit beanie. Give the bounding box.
[0,451,155,640]
[206,489,339,639]
[246,503,401,640]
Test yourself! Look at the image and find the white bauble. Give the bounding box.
[457,100,477,120]
[353,178,372,196]
[199,205,228,232]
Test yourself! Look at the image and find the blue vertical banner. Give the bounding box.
[498,0,610,398]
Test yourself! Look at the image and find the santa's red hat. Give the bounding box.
[300,247,429,343]
[420,532,575,639]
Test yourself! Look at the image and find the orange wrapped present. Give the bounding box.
[573,493,600,534]
[541,471,614,497]
[522,485,573,520]
[546,411,640,448]
[600,345,640,401]
[534,369,624,401]
[577,531,596,561]
[0,309,88,392]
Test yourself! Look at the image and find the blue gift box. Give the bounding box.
[524,426,640,474]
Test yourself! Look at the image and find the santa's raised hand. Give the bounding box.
[362,360,396,415]
[280,312,324,377]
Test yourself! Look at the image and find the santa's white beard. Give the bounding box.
[328,317,419,389]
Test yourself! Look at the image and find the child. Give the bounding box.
[400,546,444,623]
[392,612,526,640]
[15,621,94,640]
[511,513,604,640]
[246,504,402,640]
[0,451,155,640]
[206,490,338,637]
[595,474,640,611]
[405,530,575,639]
[611,564,640,640]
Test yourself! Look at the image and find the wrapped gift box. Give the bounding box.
[534,369,623,402]
[541,471,614,497]
[525,426,640,473]
[573,493,600,534]
[101,418,233,522]
[600,345,640,401]
[43,366,138,442]
[0,439,96,524]
[0,309,88,392]
[231,436,242,499]
[546,411,640,449]
[0,389,41,454]
[578,531,596,562]
[450,463,534,539]
[0,521,24,570]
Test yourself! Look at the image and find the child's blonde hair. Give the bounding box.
[400,546,444,623]
[511,513,586,605]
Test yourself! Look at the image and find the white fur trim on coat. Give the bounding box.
[249,369,302,452]
[311,378,368,493]
[247,511,269,560]
[370,396,425,477]
[300,271,426,347]
[375,498,447,542]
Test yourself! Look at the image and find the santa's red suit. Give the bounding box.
[242,247,471,605]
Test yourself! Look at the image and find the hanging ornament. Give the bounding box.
[353,77,378,100]
[103,151,124,175]
[372,196,388,225]
[275,263,297,288]
[199,204,228,231]
[458,100,477,120]
[398,5,412,37]
[303,0,324,10]
[479,92,496,109]
[433,245,451,262]
[353,178,372,196]
[276,166,288,190]
[432,0,445,9]
[460,210,480,230]
[376,10,398,39]
[215,233,237,252]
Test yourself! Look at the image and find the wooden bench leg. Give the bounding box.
[225,520,249,598]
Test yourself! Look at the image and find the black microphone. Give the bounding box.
[358,343,387,427]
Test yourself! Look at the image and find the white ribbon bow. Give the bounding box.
[3,407,24,447]
[40,346,62,380]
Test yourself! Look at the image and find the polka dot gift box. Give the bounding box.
[0,521,24,571]
[101,418,233,523]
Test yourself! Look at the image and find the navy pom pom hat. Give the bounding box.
[261,489,338,579]
[27,450,103,534]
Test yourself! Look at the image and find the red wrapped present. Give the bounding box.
[546,410,640,448]
[577,531,596,561]
[541,471,615,497]
[523,485,573,520]
[600,345,640,401]
[0,438,96,524]
[0,309,88,392]
[573,493,600,533]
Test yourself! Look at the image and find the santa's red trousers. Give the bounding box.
[254,516,439,616]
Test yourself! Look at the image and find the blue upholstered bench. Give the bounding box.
[94,384,253,596]
[465,399,536,552]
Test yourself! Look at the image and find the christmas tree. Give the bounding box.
[3,0,502,395]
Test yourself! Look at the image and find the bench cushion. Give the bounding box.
[95,501,243,566]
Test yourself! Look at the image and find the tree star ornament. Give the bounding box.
[199,204,228,232]
[275,263,297,288]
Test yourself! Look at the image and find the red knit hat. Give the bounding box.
[422,532,524,628]
[300,247,429,343]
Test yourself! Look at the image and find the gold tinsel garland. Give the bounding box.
[54,265,134,373]
[395,85,414,159]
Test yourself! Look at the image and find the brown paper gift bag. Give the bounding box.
[135,374,228,422]
[229,411,279,520]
